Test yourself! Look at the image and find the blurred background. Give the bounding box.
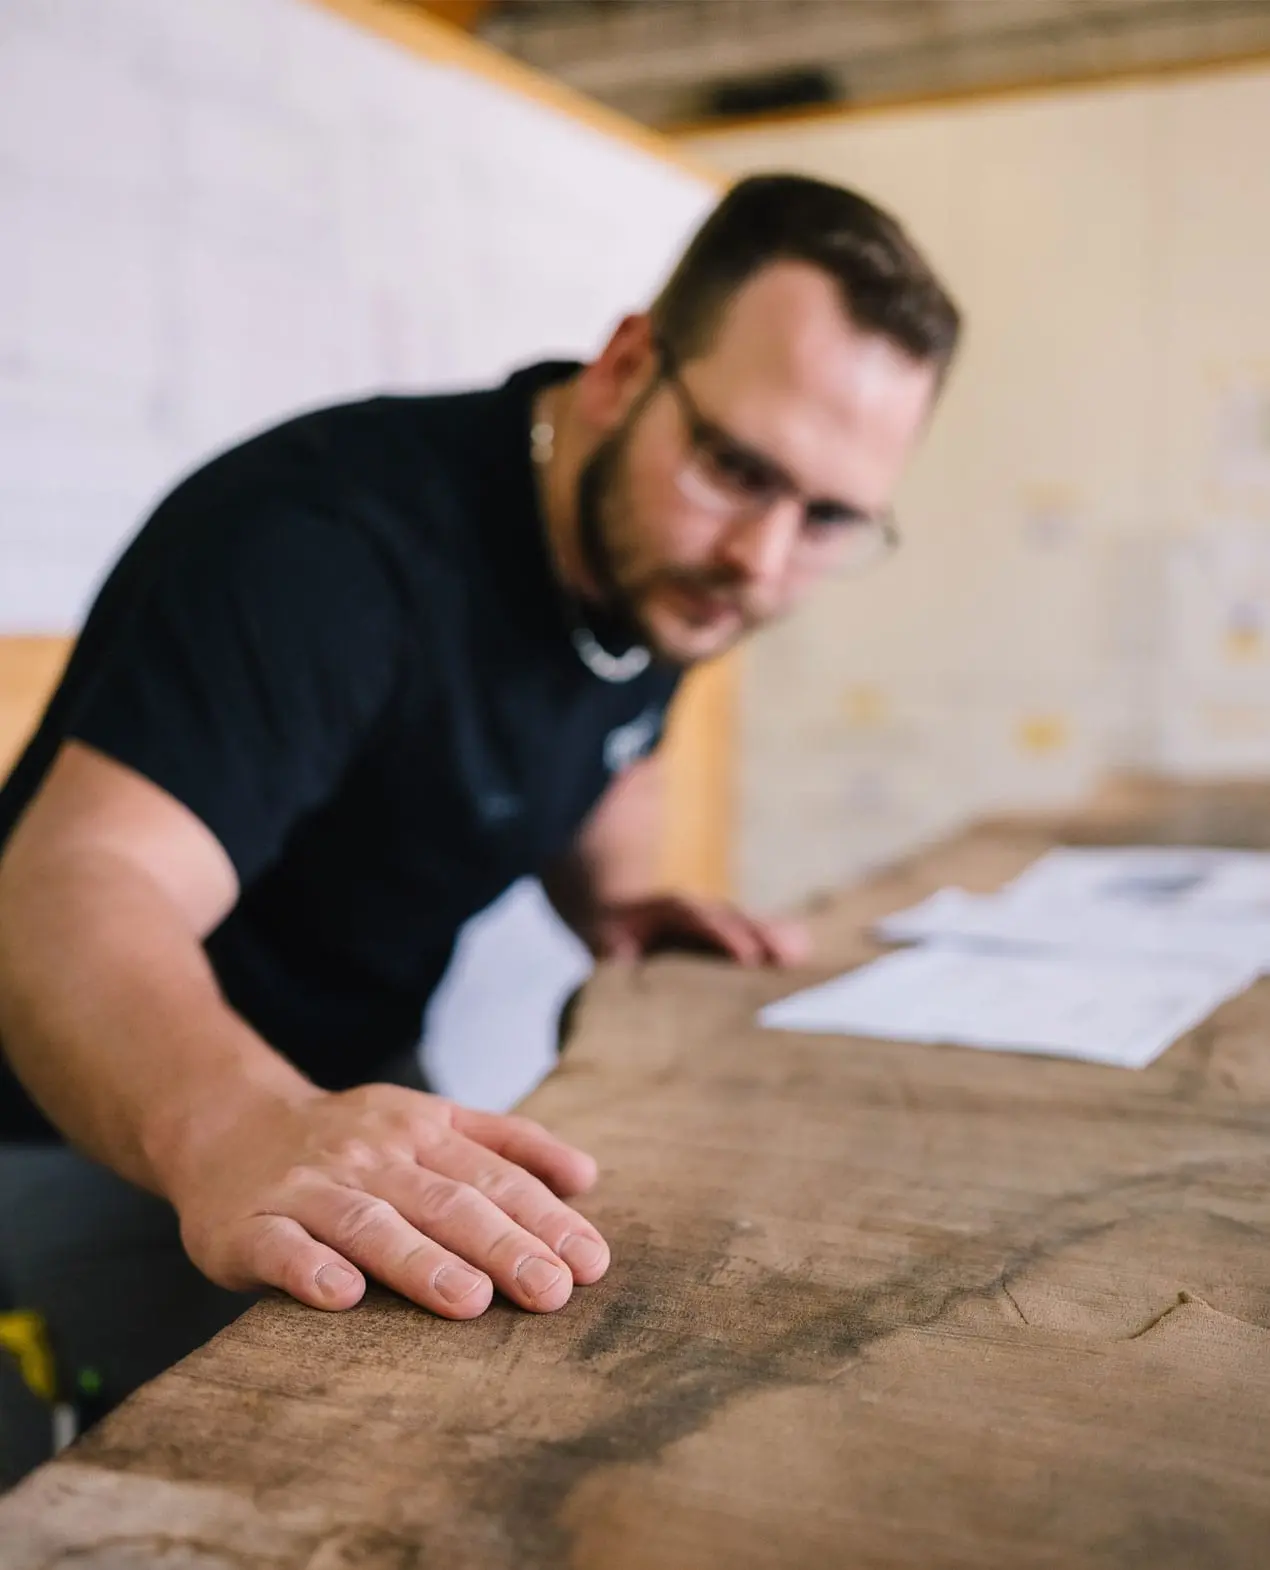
[2,0,1269,1104]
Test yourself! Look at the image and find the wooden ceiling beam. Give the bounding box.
[408,0,495,32]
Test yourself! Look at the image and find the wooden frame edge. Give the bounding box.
[668,44,1270,143]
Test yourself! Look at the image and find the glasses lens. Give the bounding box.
[677,454,745,516]
[831,518,899,575]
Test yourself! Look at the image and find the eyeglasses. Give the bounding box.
[656,343,900,575]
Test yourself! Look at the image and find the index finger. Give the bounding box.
[403,1127,610,1289]
[448,1107,599,1197]
[676,899,768,966]
[754,916,812,967]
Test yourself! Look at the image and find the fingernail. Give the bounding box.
[559,1234,607,1277]
[517,1256,564,1301]
[435,1263,488,1305]
[316,1263,358,1300]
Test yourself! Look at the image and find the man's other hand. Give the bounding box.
[590,894,810,968]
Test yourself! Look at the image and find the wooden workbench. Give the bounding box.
[4,775,1270,1568]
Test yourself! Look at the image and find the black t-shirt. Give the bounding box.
[0,362,680,1142]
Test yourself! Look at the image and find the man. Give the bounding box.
[0,174,960,1448]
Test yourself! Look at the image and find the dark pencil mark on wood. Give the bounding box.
[463,1155,1270,1566]
[1001,1281,1030,1325]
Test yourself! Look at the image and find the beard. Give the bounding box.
[574,428,650,653]
[573,419,757,667]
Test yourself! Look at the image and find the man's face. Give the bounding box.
[577,261,940,666]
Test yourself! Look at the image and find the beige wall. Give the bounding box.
[683,63,1270,910]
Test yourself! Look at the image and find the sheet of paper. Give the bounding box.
[758,947,1254,1069]
[1002,846,1270,917]
[877,884,1270,974]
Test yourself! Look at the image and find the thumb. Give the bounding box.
[209,1213,366,1311]
[592,905,649,961]
[599,925,643,962]
[761,917,813,967]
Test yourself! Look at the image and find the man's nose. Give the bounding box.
[716,498,802,589]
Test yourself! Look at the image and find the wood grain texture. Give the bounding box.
[4,775,1270,1567]
[668,45,1270,141]
[413,0,494,34]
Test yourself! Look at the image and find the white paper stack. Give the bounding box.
[759,946,1255,1070]
[998,846,1270,920]
[875,884,1270,973]
[759,846,1268,1069]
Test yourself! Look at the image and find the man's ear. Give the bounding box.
[578,314,656,428]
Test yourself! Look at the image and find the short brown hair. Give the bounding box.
[651,172,962,379]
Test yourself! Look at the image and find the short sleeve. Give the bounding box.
[67,505,406,886]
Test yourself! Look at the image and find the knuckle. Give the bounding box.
[412,1117,452,1157]
[329,1193,396,1255]
[250,1212,293,1251]
[471,1165,529,1211]
[329,1138,380,1175]
[416,1096,457,1129]
[414,1176,474,1229]
[249,1217,307,1286]
[273,1163,324,1204]
[186,1216,257,1290]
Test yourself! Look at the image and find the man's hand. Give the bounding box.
[168,1084,610,1318]
[589,894,810,968]
[543,756,809,970]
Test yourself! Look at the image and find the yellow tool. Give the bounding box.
[0,1309,57,1403]
[0,1307,81,1452]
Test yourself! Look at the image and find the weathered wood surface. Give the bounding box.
[5,775,1270,1569]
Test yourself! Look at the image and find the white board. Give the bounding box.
[0,0,713,632]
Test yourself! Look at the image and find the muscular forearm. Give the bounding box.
[0,843,315,1197]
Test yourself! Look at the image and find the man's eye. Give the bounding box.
[705,442,776,497]
[805,502,860,530]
